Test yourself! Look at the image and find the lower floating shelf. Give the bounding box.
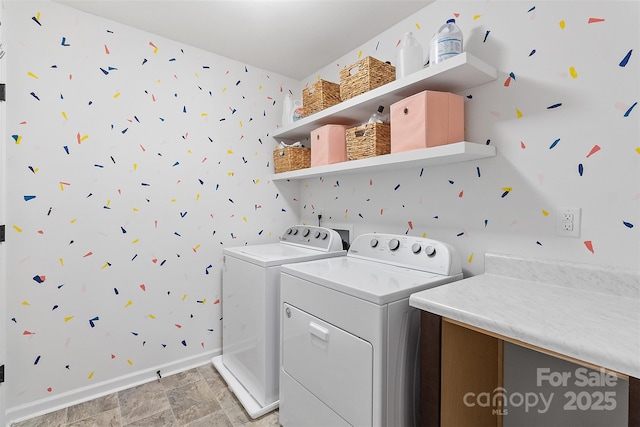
[271,141,496,181]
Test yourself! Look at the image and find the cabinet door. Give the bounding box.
[282,303,373,426]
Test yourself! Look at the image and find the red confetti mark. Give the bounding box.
[152,258,158,264]
[396,39,402,47]
[586,145,601,158]
[458,191,464,198]
[408,221,414,230]
[139,284,146,291]
[584,240,594,253]
[201,342,205,349]
[37,230,44,234]
[111,354,116,359]
[47,387,52,392]
[23,330,36,335]
[588,17,605,23]
[520,141,526,149]
[104,44,110,54]
[140,144,146,152]
[175,324,182,328]
[454,12,460,17]
[214,299,220,304]
[69,74,72,80]
[369,179,373,185]
[151,94,156,102]
[83,252,93,257]
[504,76,511,87]
[76,133,82,144]
[380,209,384,215]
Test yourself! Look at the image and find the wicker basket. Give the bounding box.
[346,123,391,160]
[303,80,341,117]
[340,57,396,101]
[273,146,311,173]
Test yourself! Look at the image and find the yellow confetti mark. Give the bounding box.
[473,14,483,20]
[127,359,133,365]
[195,73,199,78]
[148,314,156,319]
[421,232,427,238]
[243,216,248,222]
[70,218,77,224]
[125,300,133,308]
[36,12,41,20]
[62,111,68,120]
[222,87,227,93]
[636,147,640,154]
[253,179,260,184]
[228,172,235,176]
[28,71,39,79]
[132,238,139,244]
[468,253,474,263]
[79,135,89,142]
[515,108,523,119]
[59,258,64,266]
[358,50,363,59]
[22,301,30,306]
[59,181,71,191]
[502,187,513,192]
[195,194,200,200]
[105,200,110,207]
[133,163,137,170]
[88,371,95,379]
[113,92,121,99]
[569,66,578,79]
[133,207,139,212]
[201,113,208,117]
[258,85,263,89]
[101,263,110,269]
[559,20,566,29]
[64,316,74,322]
[14,135,22,144]
[192,244,201,252]
[239,120,243,127]
[182,294,187,301]
[171,198,177,202]
[13,225,23,233]
[227,149,234,154]
[542,210,549,216]
[415,22,421,30]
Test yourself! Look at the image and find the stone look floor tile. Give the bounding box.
[121,408,178,427]
[117,380,171,425]
[11,407,68,427]
[67,393,119,423]
[66,407,121,427]
[183,409,234,427]
[166,379,221,425]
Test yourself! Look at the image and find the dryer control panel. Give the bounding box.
[280,225,343,252]
[347,233,461,276]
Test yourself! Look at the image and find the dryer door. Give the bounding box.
[282,303,373,426]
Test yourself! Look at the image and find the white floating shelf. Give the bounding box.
[271,142,496,181]
[271,52,497,142]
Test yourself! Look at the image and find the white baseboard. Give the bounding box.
[6,350,219,426]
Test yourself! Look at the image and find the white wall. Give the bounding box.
[4,0,299,420]
[298,0,639,277]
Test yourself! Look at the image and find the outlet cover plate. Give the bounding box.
[557,207,581,237]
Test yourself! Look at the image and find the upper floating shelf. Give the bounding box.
[271,52,498,142]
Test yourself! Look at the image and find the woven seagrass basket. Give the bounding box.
[340,57,396,101]
[273,146,311,173]
[303,80,341,117]
[346,123,391,160]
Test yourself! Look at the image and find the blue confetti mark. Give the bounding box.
[449,180,455,184]
[529,49,536,56]
[32,16,41,25]
[121,227,127,233]
[61,37,70,46]
[131,332,139,336]
[527,6,536,12]
[24,195,36,201]
[623,102,637,117]
[536,241,543,246]
[394,184,400,190]
[547,103,562,109]
[456,232,465,237]
[483,31,490,43]
[33,275,45,284]
[509,72,516,80]
[619,50,632,67]
[419,168,424,177]
[623,221,634,228]
[34,356,41,365]
[52,305,58,310]
[484,220,488,227]
[181,340,187,346]
[64,146,70,154]
[100,68,109,75]
[549,138,560,149]
[477,167,481,177]
[501,190,510,198]
[89,316,99,328]
[114,288,119,295]
[578,163,584,176]
[30,92,40,100]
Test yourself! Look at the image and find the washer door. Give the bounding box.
[282,303,373,426]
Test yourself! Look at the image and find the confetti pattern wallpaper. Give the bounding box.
[299,1,639,276]
[5,0,299,414]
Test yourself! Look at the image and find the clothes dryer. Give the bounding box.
[279,233,462,426]
[212,225,345,418]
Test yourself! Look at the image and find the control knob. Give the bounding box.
[425,245,436,257]
[389,238,400,251]
[411,243,422,254]
[302,228,310,237]
[370,238,379,248]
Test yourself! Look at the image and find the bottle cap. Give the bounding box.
[377,105,384,113]
[447,18,456,23]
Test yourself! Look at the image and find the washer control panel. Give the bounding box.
[281,225,344,252]
[349,233,461,275]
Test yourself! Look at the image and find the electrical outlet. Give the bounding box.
[557,207,581,237]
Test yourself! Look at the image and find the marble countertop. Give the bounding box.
[409,253,640,379]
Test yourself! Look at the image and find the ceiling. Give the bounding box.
[54,0,433,80]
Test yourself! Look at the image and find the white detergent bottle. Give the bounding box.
[429,18,463,65]
[396,32,423,79]
[282,93,293,125]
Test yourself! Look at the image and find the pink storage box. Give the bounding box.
[310,124,349,167]
[390,90,464,153]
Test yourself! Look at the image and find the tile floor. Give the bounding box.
[11,363,280,427]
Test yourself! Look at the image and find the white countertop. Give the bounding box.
[409,253,640,379]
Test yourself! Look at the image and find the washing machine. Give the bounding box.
[279,233,462,426]
[212,225,345,418]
